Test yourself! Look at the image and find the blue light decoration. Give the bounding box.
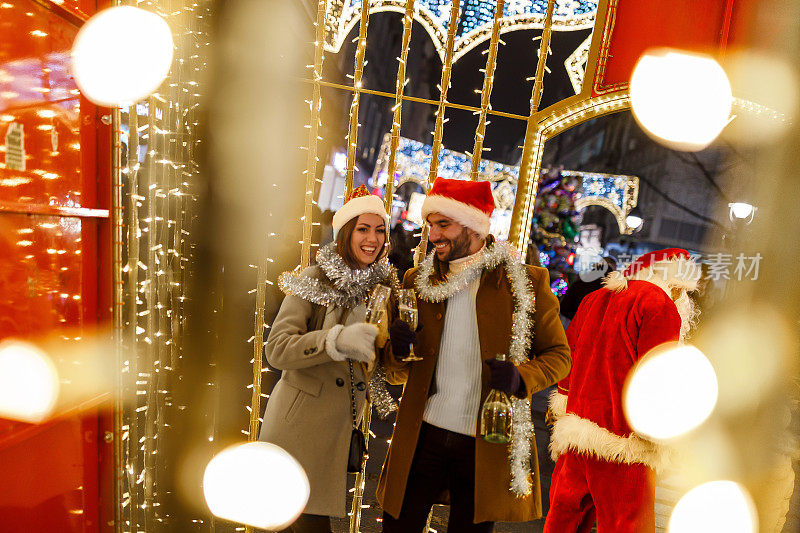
[325,0,598,63]
[371,135,639,240]
[538,251,550,267]
[567,170,640,234]
[551,277,568,297]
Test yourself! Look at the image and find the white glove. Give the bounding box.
[325,323,378,364]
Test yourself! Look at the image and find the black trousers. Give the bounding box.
[382,422,494,533]
[281,513,332,533]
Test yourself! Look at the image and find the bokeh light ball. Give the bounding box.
[0,340,59,423]
[203,442,309,529]
[72,6,173,106]
[631,49,732,151]
[624,344,718,441]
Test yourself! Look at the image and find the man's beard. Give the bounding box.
[433,227,473,262]
[674,290,700,341]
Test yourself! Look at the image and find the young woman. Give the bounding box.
[259,185,393,533]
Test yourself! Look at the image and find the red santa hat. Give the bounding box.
[604,247,700,293]
[332,185,389,237]
[420,177,495,237]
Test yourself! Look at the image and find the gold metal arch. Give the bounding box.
[508,89,632,254]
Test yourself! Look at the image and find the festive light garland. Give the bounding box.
[301,0,328,269]
[373,134,519,188]
[568,170,639,234]
[325,0,597,64]
[468,0,505,181]
[374,135,639,241]
[415,241,535,496]
[416,0,462,265]
[509,92,632,254]
[383,0,416,213]
[344,0,372,199]
[565,33,592,94]
[509,0,557,256]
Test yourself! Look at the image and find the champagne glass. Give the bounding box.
[365,284,391,325]
[397,289,422,362]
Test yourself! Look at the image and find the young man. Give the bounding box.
[377,177,572,532]
[545,249,701,533]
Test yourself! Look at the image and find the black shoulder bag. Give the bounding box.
[346,360,367,473]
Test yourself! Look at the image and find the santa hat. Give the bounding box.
[420,177,495,237]
[332,185,389,238]
[604,248,700,293]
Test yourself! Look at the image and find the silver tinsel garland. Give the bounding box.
[278,242,398,416]
[369,365,398,419]
[279,243,391,308]
[416,241,537,497]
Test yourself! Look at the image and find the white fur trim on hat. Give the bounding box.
[603,257,700,293]
[420,194,492,237]
[332,194,390,237]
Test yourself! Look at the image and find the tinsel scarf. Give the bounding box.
[416,241,536,497]
[279,243,392,308]
[278,243,399,418]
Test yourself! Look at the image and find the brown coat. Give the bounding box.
[258,266,370,518]
[376,262,571,523]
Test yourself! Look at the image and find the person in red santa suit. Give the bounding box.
[543,248,701,533]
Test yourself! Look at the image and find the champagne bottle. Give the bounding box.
[480,353,514,444]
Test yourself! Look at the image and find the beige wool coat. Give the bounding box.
[258,266,370,518]
[377,262,572,523]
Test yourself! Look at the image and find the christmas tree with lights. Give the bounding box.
[529,167,581,296]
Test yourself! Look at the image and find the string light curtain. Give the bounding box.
[344,0,372,198]
[415,0,461,264]
[468,0,505,180]
[114,0,213,530]
[383,0,417,213]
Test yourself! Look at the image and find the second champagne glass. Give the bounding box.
[365,285,391,324]
[398,288,422,362]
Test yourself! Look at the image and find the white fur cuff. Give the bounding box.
[549,413,668,472]
[325,324,346,361]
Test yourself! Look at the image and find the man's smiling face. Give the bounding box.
[426,213,474,262]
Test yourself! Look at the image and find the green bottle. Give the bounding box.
[480,353,513,444]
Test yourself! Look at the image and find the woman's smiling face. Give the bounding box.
[349,213,386,269]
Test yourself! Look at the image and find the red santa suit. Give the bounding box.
[544,249,699,533]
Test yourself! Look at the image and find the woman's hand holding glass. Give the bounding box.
[365,285,391,325]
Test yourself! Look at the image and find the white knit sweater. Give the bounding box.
[422,248,485,436]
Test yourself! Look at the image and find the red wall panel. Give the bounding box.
[592,0,758,95]
[0,0,112,531]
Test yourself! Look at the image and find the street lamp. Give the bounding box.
[626,207,644,231]
[729,202,756,224]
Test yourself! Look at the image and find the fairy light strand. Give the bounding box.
[468,0,505,181]
[113,1,211,529]
[301,0,328,269]
[344,0,372,199]
[383,0,416,213]
[415,0,461,266]
[508,0,556,254]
